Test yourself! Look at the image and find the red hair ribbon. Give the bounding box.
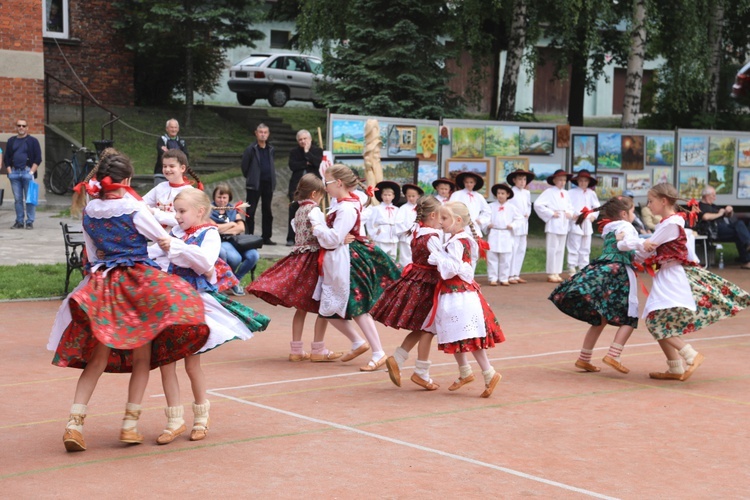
[197,182,205,191]
[233,201,249,218]
[476,238,490,260]
[580,206,593,220]
[597,218,612,233]
[74,179,101,196]
[632,261,651,296]
[684,198,700,227]
[99,176,144,201]
[365,185,378,197]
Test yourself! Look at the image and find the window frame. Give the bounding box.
[43,0,69,39]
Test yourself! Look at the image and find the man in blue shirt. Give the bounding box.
[241,123,277,244]
[3,119,42,229]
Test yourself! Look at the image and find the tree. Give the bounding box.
[114,0,265,126]
[621,0,648,128]
[497,0,529,120]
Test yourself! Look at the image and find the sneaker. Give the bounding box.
[230,284,246,296]
[10,222,24,229]
[25,222,33,230]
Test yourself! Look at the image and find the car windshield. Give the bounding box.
[307,58,323,75]
[234,55,269,67]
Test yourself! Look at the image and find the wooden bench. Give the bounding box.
[60,222,85,294]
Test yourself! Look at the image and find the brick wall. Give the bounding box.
[0,78,46,135]
[43,0,135,107]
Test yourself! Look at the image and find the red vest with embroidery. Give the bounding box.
[440,237,480,293]
[651,225,691,267]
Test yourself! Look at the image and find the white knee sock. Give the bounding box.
[482,367,497,385]
[67,403,87,432]
[413,360,431,381]
[393,346,409,369]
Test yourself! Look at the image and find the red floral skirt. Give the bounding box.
[438,294,505,354]
[247,250,321,313]
[52,264,209,373]
[370,265,440,331]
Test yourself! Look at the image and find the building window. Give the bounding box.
[44,0,69,39]
[270,30,290,49]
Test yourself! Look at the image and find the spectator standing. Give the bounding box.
[698,186,750,269]
[154,118,188,186]
[286,129,322,245]
[4,119,42,229]
[241,123,277,245]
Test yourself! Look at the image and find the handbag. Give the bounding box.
[26,180,39,206]
[697,219,719,240]
[224,234,263,252]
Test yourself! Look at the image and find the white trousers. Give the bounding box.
[566,233,592,269]
[487,251,512,282]
[374,241,398,261]
[398,240,412,267]
[509,235,527,278]
[546,233,567,274]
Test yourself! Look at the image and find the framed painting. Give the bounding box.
[387,125,418,157]
[444,158,490,196]
[646,136,674,166]
[485,125,520,156]
[708,165,734,195]
[652,167,673,186]
[416,126,439,161]
[451,127,485,158]
[625,172,651,197]
[739,170,750,199]
[519,127,554,155]
[621,135,644,170]
[418,161,439,194]
[380,158,419,187]
[678,168,707,199]
[332,119,365,154]
[595,173,626,200]
[527,163,560,194]
[597,132,622,169]
[334,155,365,180]
[738,138,750,168]
[708,136,736,167]
[679,136,708,167]
[495,156,529,185]
[571,134,597,172]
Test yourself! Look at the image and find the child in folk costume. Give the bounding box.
[249,174,346,362]
[449,171,491,237]
[640,183,750,381]
[142,149,203,227]
[533,169,575,283]
[432,177,455,205]
[152,189,269,445]
[311,164,402,371]
[487,183,521,286]
[549,195,641,374]
[395,183,424,267]
[506,169,535,284]
[566,170,601,275]
[50,151,209,452]
[426,201,505,398]
[367,180,401,260]
[371,196,444,390]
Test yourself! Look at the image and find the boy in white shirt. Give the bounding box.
[567,169,600,275]
[432,177,455,204]
[367,180,401,260]
[395,183,423,266]
[506,169,535,284]
[487,183,521,286]
[533,169,574,283]
[449,171,491,236]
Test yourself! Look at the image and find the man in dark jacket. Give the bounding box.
[154,118,188,185]
[4,119,42,229]
[286,129,323,245]
[241,123,276,244]
[699,185,750,268]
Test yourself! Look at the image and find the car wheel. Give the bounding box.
[312,100,326,109]
[237,93,256,106]
[268,87,289,107]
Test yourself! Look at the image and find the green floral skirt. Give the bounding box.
[345,240,402,318]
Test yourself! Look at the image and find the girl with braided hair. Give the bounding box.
[640,183,750,381]
[49,150,209,452]
[143,148,203,228]
[426,201,505,398]
[371,195,444,390]
[549,195,642,374]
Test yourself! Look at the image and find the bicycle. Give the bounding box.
[46,145,98,195]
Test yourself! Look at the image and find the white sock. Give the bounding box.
[67,403,87,432]
[678,344,698,365]
[393,346,409,369]
[122,403,141,430]
[164,406,185,431]
[482,367,497,385]
[192,400,210,428]
[413,360,431,381]
[459,364,473,380]
[351,339,366,350]
[667,359,685,374]
[372,350,385,362]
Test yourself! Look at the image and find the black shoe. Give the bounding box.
[11,222,24,229]
[263,239,277,245]
[286,240,295,246]
[25,222,33,230]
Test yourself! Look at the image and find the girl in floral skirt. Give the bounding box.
[426,201,505,397]
[310,164,402,371]
[151,189,270,445]
[248,173,345,362]
[549,195,641,374]
[641,183,750,381]
[49,151,210,452]
[371,195,443,390]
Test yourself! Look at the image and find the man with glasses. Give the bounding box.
[3,120,42,229]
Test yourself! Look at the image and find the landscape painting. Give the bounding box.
[527,163,559,194]
[678,168,707,199]
[708,165,734,194]
[334,155,365,180]
[708,137,736,167]
[572,134,597,172]
[652,167,673,185]
[451,127,485,158]
[418,161,439,194]
[646,136,675,166]
[679,136,707,167]
[595,173,625,199]
[621,135,644,170]
[332,119,365,154]
[495,156,529,186]
[597,132,622,169]
[739,171,750,199]
[519,127,554,155]
[625,172,651,197]
[381,158,419,187]
[485,125,520,156]
[739,138,750,167]
[445,158,490,196]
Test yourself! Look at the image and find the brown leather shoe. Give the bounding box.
[480,373,502,398]
[410,373,439,391]
[448,374,475,391]
[649,371,683,380]
[508,279,519,284]
[310,351,344,362]
[190,417,210,441]
[119,428,144,444]
[289,352,311,362]
[63,428,86,452]
[602,355,630,374]
[680,353,705,381]
[156,424,186,445]
[575,359,601,372]
[385,356,401,387]
[547,275,563,283]
[489,281,498,286]
[516,278,527,284]
[360,355,387,372]
[500,282,511,286]
[340,342,370,362]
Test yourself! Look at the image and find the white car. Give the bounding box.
[227,53,325,108]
